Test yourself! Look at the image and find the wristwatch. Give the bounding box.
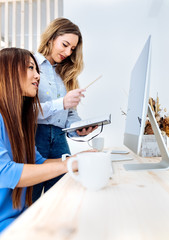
[62,153,71,161]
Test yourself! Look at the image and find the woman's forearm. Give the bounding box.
[16,160,67,187]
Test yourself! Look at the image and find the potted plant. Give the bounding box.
[141,94,169,157]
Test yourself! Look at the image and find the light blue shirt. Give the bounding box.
[0,113,46,233]
[34,52,81,135]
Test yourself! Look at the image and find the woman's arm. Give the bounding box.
[16,148,97,188]
[37,98,64,120]
[38,89,85,120]
[16,158,68,188]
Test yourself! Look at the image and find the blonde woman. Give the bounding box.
[33,18,97,201]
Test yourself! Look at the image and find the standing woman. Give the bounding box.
[33,18,96,201]
[0,48,78,232]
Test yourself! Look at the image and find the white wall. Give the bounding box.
[63,0,169,153]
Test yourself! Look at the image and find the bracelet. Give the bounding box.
[62,153,71,161]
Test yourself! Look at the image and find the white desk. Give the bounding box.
[1,152,169,240]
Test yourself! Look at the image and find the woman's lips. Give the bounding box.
[32,82,39,88]
[60,54,66,60]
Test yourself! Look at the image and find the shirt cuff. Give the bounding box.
[9,163,24,189]
[53,97,64,111]
[68,131,79,137]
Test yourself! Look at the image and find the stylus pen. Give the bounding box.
[84,75,102,89]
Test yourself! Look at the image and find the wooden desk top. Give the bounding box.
[1,152,169,240]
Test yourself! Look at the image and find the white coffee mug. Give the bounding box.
[88,137,104,151]
[67,152,112,191]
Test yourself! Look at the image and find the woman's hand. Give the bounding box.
[76,125,98,136]
[65,149,98,172]
[63,89,85,109]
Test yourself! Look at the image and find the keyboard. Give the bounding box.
[110,154,133,161]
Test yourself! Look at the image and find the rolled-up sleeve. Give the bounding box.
[35,147,46,164]
[38,98,64,120]
[0,141,24,189]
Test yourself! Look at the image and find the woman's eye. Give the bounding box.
[29,66,34,70]
[63,43,68,47]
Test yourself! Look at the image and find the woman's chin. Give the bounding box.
[23,91,37,98]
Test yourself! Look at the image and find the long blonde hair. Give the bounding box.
[0,48,41,209]
[38,18,84,91]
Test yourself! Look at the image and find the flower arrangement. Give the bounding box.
[144,94,169,136]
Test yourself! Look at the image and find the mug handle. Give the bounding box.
[67,157,80,181]
[87,140,93,148]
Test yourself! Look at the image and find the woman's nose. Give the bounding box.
[65,47,72,56]
[34,71,40,80]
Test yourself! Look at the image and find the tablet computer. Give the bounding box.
[62,114,111,133]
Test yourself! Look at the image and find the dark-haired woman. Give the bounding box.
[0,47,80,233]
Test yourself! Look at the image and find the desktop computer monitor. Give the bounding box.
[123,35,169,171]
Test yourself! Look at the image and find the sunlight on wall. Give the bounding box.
[64,0,169,153]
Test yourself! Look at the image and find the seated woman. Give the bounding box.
[0,48,93,233]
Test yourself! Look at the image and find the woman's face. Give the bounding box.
[47,33,79,65]
[20,57,40,97]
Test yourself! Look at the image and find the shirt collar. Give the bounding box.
[53,63,57,67]
[34,52,47,65]
[34,52,57,67]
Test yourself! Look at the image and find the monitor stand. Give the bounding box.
[124,104,169,171]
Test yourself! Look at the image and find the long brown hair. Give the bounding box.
[0,48,41,208]
[38,18,84,91]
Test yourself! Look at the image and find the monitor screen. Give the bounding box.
[123,36,151,155]
[123,36,169,170]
